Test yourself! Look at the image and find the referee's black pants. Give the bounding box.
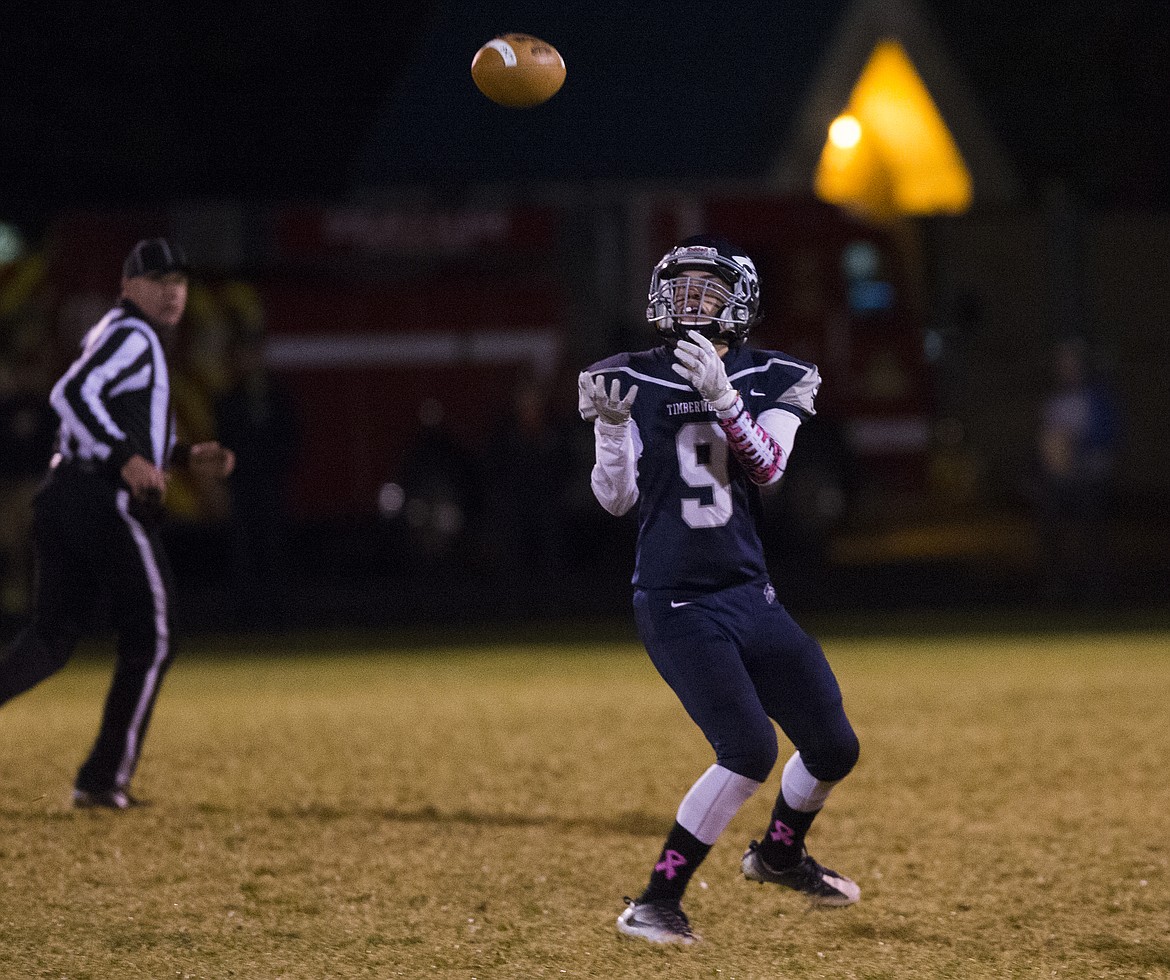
[0,467,175,793]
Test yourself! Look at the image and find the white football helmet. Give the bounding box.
[647,235,761,346]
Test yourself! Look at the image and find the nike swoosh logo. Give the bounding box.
[670,600,692,608]
[750,389,766,397]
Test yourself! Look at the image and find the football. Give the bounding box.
[471,34,565,108]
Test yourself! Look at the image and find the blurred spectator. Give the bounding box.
[482,376,571,605]
[214,316,300,622]
[1032,336,1121,603]
[168,281,233,522]
[0,313,56,619]
[928,417,984,512]
[396,397,479,569]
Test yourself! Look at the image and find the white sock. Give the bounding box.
[676,764,762,845]
[781,751,840,813]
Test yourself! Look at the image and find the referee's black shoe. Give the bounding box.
[71,788,146,810]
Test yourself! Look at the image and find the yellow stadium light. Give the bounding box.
[815,40,973,219]
[828,115,862,150]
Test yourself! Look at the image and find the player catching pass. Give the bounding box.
[579,236,861,945]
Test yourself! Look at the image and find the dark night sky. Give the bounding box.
[2,0,1168,220]
[924,0,1170,209]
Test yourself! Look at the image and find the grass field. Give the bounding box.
[1,617,1167,979]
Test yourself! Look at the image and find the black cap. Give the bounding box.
[122,238,189,279]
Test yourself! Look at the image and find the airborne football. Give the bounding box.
[471,33,565,107]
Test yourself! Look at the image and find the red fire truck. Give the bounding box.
[30,195,934,559]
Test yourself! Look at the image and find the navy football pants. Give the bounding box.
[633,578,858,784]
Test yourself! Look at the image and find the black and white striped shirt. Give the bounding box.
[49,300,176,475]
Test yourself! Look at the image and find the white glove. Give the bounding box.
[579,372,638,425]
[671,330,737,412]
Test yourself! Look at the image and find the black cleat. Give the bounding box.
[616,896,699,945]
[742,841,860,906]
[71,788,146,810]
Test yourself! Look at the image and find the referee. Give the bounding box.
[0,238,236,809]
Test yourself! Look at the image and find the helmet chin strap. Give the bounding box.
[650,313,739,350]
[666,312,739,346]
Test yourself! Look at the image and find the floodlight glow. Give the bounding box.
[829,115,862,149]
[814,40,973,218]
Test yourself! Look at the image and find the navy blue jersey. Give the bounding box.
[582,344,820,592]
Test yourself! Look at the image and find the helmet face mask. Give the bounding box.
[647,235,761,346]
